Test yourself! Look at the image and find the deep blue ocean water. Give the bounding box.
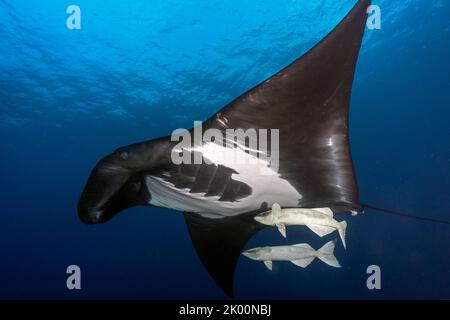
[1,0,449,299]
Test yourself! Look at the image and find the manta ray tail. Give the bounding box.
[360,203,450,225]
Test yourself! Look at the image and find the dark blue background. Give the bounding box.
[1,0,449,299]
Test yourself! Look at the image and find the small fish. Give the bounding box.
[255,203,348,249]
[242,239,341,270]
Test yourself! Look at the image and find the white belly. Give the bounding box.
[146,142,302,217]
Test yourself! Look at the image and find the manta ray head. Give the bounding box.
[78,146,153,225]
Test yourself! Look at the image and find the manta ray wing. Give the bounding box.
[184,212,265,297]
[203,0,370,214]
[180,0,370,296]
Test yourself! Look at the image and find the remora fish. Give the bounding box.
[242,239,341,270]
[255,203,348,249]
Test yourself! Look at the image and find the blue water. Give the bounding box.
[1,0,449,299]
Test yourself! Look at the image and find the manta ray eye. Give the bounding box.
[119,151,129,160]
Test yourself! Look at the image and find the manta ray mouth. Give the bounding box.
[78,161,151,224]
[78,187,123,225]
[79,176,152,224]
[78,190,123,224]
[78,168,127,224]
[78,206,105,224]
[78,176,151,225]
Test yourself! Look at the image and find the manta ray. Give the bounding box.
[78,0,445,296]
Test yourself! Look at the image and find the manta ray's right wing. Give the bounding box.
[203,0,371,214]
[183,0,371,296]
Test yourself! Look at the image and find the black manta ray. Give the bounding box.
[78,0,369,296]
[79,0,446,296]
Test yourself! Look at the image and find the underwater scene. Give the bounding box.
[1,0,449,300]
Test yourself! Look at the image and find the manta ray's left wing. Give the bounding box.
[184,211,265,297]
